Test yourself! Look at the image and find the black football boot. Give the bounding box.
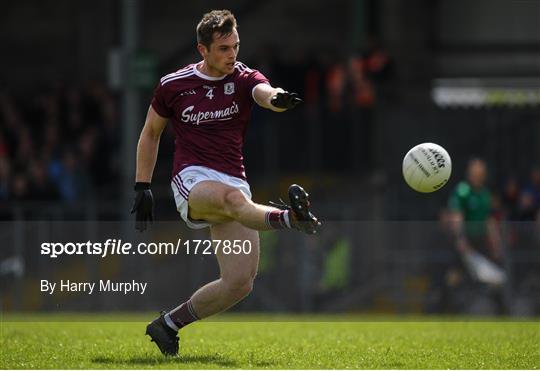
[270,184,321,234]
[145,311,179,356]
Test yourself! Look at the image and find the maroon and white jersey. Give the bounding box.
[151,61,269,180]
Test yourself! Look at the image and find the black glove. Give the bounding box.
[131,182,154,232]
[270,91,302,109]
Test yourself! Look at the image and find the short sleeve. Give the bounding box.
[448,181,468,212]
[448,192,462,212]
[151,82,173,118]
[233,62,271,102]
[244,69,270,93]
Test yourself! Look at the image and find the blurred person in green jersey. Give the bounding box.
[447,159,507,314]
[448,158,502,262]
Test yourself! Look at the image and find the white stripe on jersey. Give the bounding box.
[160,66,193,84]
[234,61,253,73]
[161,65,191,80]
[161,70,194,85]
[161,71,195,85]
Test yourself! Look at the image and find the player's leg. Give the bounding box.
[146,171,320,355]
[146,222,259,356]
[188,180,320,234]
[188,180,280,230]
[188,221,259,318]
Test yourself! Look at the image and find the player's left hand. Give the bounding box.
[131,182,154,232]
[271,91,302,110]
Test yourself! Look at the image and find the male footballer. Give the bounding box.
[131,10,321,356]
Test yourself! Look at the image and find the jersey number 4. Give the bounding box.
[206,89,214,100]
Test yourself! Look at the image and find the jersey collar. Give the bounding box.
[193,62,227,81]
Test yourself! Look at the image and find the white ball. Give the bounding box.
[402,143,452,193]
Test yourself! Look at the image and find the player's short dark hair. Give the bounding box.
[197,10,237,49]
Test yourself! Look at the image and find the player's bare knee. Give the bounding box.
[233,281,253,300]
[223,272,255,299]
[222,189,249,219]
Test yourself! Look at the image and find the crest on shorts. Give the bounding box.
[224,82,235,95]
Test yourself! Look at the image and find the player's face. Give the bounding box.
[201,29,240,76]
[467,160,487,188]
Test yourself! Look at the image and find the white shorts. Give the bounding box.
[170,165,252,229]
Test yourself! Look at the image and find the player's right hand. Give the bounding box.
[131,182,154,232]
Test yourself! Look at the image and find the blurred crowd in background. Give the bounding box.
[498,168,540,223]
[0,84,120,202]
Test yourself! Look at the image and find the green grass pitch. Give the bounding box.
[1,314,539,369]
